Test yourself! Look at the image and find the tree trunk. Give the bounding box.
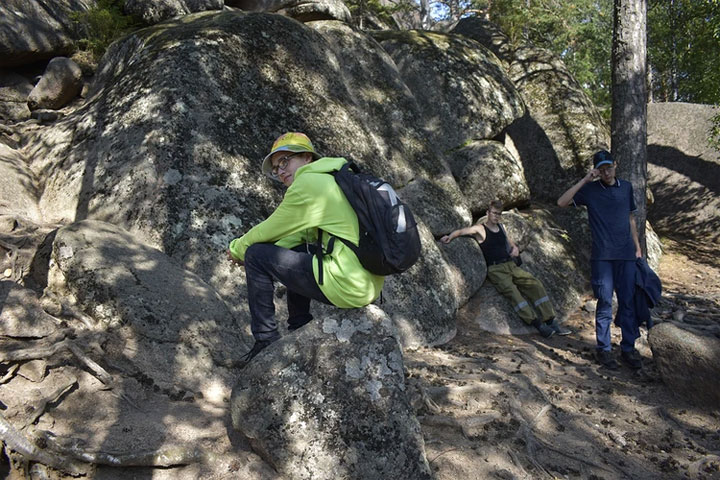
[611,0,648,255]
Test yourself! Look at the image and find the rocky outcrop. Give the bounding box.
[0,9,670,479]
[123,0,224,25]
[28,57,83,110]
[0,0,93,68]
[231,306,432,480]
[24,12,472,348]
[376,30,525,154]
[452,17,610,202]
[648,322,720,408]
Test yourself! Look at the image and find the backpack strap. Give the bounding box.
[315,228,336,286]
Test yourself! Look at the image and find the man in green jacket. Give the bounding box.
[228,132,384,366]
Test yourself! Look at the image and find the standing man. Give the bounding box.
[557,150,643,370]
[440,200,569,338]
[227,132,384,367]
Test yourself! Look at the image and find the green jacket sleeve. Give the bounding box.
[228,180,322,261]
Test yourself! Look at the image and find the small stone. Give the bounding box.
[3,268,11,277]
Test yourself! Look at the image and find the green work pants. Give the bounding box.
[486,261,555,325]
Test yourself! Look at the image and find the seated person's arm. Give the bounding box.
[440,224,485,244]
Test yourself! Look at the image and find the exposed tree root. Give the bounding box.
[0,412,83,475]
[0,335,140,410]
[21,376,78,429]
[36,430,210,467]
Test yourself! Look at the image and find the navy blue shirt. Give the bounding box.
[573,178,637,260]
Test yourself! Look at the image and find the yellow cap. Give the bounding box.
[261,132,321,178]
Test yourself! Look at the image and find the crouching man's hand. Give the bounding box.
[227,249,244,267]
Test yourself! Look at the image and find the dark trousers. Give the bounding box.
[591,259,638,352]
[244,243,332,342]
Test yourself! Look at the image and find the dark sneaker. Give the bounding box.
[621,349,643,370]
[596,349,619,370]
[237,339,275,368]
[546,318,572,336]
[532,319,555,338]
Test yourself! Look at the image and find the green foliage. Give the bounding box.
[70,0,141,60]
[648,0,720,104]
[346,0,414,28]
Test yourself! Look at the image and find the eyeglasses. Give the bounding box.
[598,164,615,173]
[489,210,503,216]
[271,152,302,178]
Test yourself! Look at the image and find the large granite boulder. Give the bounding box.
[375,30,525,154]
[448,139,531,216]
[26,11,465,348]
[648,322,720,408]
[124,0,224,25]
[0,0,94,68]
[231,306,432,480]
[46,220,250,399]
[27,57,84,110]
[452,17,610,202]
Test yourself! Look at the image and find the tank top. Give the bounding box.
[479,224,510,264]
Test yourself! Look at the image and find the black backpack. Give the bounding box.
[316,161,421,283]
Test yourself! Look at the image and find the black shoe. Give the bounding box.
[545,318,572,336]
[532,319,555,338]
[620,349,643,370]
[288,314,313,331]
[596,349,619,370]
[237,339,275,368]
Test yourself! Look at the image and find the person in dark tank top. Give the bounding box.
[440,200,570,338]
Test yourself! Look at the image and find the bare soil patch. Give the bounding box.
[406,235,720,480]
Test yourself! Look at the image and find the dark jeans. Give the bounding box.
[591,259,638,352]
[244,243,332,342]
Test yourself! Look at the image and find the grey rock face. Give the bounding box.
[0,72,33,122]
[647,102,720,242]
[124,0,224,25]
[28,57,83,110]
[0,0,93,68]
[0,143,42,223]
[448,139,530,216]
[47,220,250,399]
[648,322,720,408]
[230,306,433,480]
[376,30,525,154]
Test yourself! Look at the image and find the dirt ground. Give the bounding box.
[405,235,720,480]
